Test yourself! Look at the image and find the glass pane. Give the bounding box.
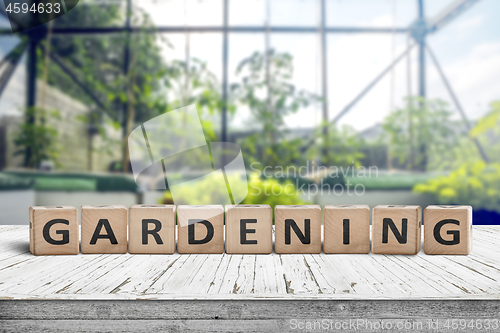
[229,0,265,26]
[270,0,319,26]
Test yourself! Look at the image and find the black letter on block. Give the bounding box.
[343,219,350,245]
[90,219,118,245]
[434,219,460,245]
[43,219,70,245]
[240,219,257,245]
[285,219,310,245]
[188,219,214,244]
[382,218,407,244]
[142,219,163,245]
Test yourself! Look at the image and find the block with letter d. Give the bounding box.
[225,204,272,254]
[128,204,176,254]
[177,205,224,254]
[275,205,321,254]
[29,206,79,255]
[81,205,128,254]
[424,205,472,255]
[372,205,422,254]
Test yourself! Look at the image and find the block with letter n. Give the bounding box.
[372,205,422,255]
[29,206,79,255]
[274,205,321,254]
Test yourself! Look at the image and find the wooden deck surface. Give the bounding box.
[1,225,499,300]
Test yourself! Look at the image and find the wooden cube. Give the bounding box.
[29,206,79,255]
[225,204,272,254]
[324,205,370,254]
[177,205,224,254]
[275,205,321,254]
[81,205,127,254]
[372,205,422,254]
[128,204,176,254]
[424,205,472,255]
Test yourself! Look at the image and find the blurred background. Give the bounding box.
[0,0,498,224]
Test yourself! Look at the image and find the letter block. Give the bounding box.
[424,205,472,255]
[29,206,79,255]
[372,205,422,254]
[275,205,321,254]
[128,204,176,254]
[177,205,224,254]
[324,205,370,254]
[225,204,272,254]
[81,205,128,254]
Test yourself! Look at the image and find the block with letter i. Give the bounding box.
[324,205,370,254]
[225,204,272,254]
[81,205,128,254]
[177,205,224,254]
[424,205,472,255]
[128,205,176,254]
[275,205,321,254]
[29,206,79,255]
[372,205,422,255]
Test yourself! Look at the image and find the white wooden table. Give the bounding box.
[1,225,499,332]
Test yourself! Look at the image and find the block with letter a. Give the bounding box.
[225,204,272,254]
[29,206,79,255]
[372,205,422,255]
[128,204,176,254]
[274,205,321,254]
[424,205,472,255]
[81,205,128,254]
[177,205,224,254]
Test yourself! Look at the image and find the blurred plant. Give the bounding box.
[307,122,366,167]
[414,161,500,213]
[14,107,60,168]
[232,49,320,168]
[470,101,500,139]
[160,173,307,209]
[381,97,462,171]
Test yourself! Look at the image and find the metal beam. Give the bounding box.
[417,0,426,99]
[39,44,113,119]
[42,26,410,35]
[428,0,481,33]
[426,44,490,163]
[221,0,228,143]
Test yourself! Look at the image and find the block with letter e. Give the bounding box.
[324,205,370,254]
[275,205,321,254]
[225,204,272,254]
[81,205,128,254]
[29,206,79,255]
[128,204,176,254]
[424,205,472,255]
[177,205,224,254]
[372,205,422,255]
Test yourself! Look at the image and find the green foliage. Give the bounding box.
[13,107,60,168]
[232,49,320,167]
[307,122,365,167]
[381,97,462,171]
[243,173,307,208]
[470,101,500,139]
[414,161,500,212]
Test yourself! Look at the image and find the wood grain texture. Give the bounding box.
[225,205,272,254]
[1,226,500,301]
[177,205,224,254]
[29,206,79,255]
[128,205,176,254]
[424,205,472,255]
[324,205,370,254]
[81,205,128,254]
[275,205,321,254]
[372,205,422,255]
